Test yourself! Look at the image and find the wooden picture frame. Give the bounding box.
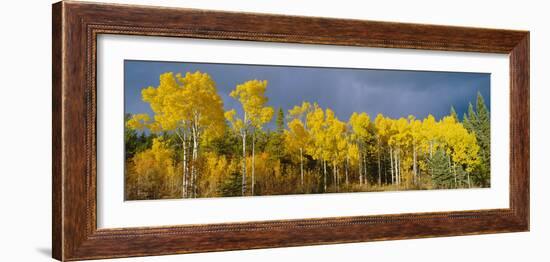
[52,1,529,261]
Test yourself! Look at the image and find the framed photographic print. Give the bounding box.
[52,1,529,261]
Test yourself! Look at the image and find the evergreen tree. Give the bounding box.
[276,107,285,134]
[450,106,458,121]
[461,92,490,187]
[124,69,492,200]
[266,108,286,160]
[464,102,477,133]
[124,114,139,160]
[219,172,242,197]
[428,148,454,188]
[474,92,491,187]
[462,113,472,132]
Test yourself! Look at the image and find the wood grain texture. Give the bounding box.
[52,2,63,260]
[52,1,530,261]
[509,35,530,227]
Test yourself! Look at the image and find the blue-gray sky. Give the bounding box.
[124,60,490,130]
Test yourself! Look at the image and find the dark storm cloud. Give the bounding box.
[124,60,490,129]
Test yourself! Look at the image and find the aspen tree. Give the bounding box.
[349,112,372,186]
[227,80,274,196]
[285,119,310,188]
[306,104,331,192]
[288,102,313,187]
[409,116,423,185]
[128,71,225,198]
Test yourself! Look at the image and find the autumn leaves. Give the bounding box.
[127,71,226,198]
[225,80,274,196]
[125,70,489,200]
[283,102,481,192]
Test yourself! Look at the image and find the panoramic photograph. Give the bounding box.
[124,60,491,200]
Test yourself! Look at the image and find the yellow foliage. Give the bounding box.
[199,152,231,197]
[349,112,371,140]
[438,116,480,171]
[126,69,487,199]
[127,114,151,130]
[285,118,310,155]
[229,80,274,130]
[130,71,226,142]
[288,101,312,124]
[129,138,178,199]
[133,138,176,178]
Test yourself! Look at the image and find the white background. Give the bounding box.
[98,35,509,228]
[0,0,547,261]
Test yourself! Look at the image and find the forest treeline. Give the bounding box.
[125,71,490,200]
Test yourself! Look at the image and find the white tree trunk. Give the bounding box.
[448,155,456,188]
[182,132,187,198]
[345,155,349,185]
[394,150,397,186]
[357,153,363,185]
[337,165,340,190]
[241,130,247,196]
[333,161,337,191]
[399,151,402,186]
[390,147,394,185]
[363,152,367,187]
[251,131,255,196]
[176,128,189,198]
[394,149,400,186]
[413,144,417,185]
[323,160,327,192]
[191,124,199,198]
[377,139,381,185]
[358,146,363,185]
[300,147,304,187]
[398,151,402,186]
[430,141,434,178]
[335,164,339,191]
